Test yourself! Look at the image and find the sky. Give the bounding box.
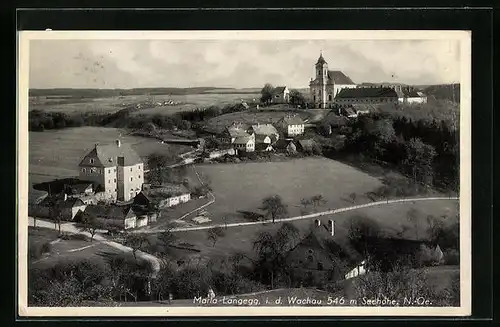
[29,39,461,89]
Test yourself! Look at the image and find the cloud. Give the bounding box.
[28,39,461,89]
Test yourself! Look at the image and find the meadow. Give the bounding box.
[29,92,260,116]
[28,127,191,186]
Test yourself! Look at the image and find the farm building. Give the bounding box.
[335,87,399,105]
[63,182,94,197]
[80,204,139,230]
[78,139,144,202]
[271,86,290,104]
[309,53,357,108]
[233,135,255,153]
[277,115,305,137]
[345,236,445,279]
[285,219,346,284]
[395,86,428,104]
[28,195,87,221]
[56,197,87,221]
[297,139,319,154]
[134,184,191,209]
[220,123,255,144]
[248,123,279,152]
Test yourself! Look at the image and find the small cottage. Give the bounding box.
[272,86,290,104]
[81,204,138,230]
[277,115,305,137]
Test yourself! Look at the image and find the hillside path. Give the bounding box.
[136,196,459,234]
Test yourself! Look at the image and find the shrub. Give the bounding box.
[443,249,460,265]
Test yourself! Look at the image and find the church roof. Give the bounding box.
[328,71,355,85]
[273,86,287,94]
[336,87,398,99]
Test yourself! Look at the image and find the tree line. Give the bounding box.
[335,112,459,191]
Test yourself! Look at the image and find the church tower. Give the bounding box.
[315,52,328,108]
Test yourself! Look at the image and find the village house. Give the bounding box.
[286,219,347,285]
[78,139,144,202]
[309,53,358,108]
[271,86,290,104]
[63,182,94,198]
[28,194,87,221]
[56,196,87,221]
[395,86,428,104]
[220,123,255,144]
[134,184,191,209]
[277,115,305,137]
[80,204,139,230]
[233,135,255,153]
[247,123,280,152]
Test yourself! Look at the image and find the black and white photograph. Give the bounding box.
[17,30,471,316]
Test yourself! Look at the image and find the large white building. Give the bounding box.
[309,53,357,109]
[79,140,144,202]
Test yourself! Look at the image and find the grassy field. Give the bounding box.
[203,110,313,133]
[29,127,191,186]
[169,199,459,260]
[30,92,260,116]
[194,157,383,220]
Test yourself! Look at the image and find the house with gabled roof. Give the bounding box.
[395,86,428,104]
[271,86,290,104]
[78,139,144,202]
[335,87,399,105]
[134,184,191,209]
[277,115,305,137]
[248,123,279,151]
[79,203,138,229]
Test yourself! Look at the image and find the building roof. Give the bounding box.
[336,87,398,99]
[279,115,305,126]
[225,125,251,139]
[250,123,279,136]
[328,71,355,85]
[396,87,426,98]
[28,189,48,205]
[65,183,93,195]
[297,139,317,151]
[79,141,142,168]
[56,197,86,209]
[255,134,271,143]
[83,204,135,221]
[234,135,254,144]
[273,86,287,94]
[141,184,190,201]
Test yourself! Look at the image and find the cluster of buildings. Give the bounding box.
[272,53,428,110]
[29,139,193,230]
[218,114,309,154]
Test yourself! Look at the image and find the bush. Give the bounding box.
[443,249,460,265]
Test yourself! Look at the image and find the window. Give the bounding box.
[317,261,324,271]
[138,165,141,170]
[114,168,117,172]
[130,177,133,181]
[114,178,116,183]
[108,169,111,174]
[108,180,110,184]
[138,175,141,179]
[81,168,86,173]
[307,255,314,262]
[308,249,314,254]
[130,167,133,172]
[328,94,332,101]
[90,159,94,164]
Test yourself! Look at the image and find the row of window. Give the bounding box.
[81,165,142,174]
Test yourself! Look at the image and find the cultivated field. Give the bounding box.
[29,92,260,116]
[29,127,191,186]
[203,110,313,133]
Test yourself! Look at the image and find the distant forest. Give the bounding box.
[423,84,460,103]
[29,87,261,98]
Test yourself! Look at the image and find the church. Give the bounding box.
[309,52,357,109]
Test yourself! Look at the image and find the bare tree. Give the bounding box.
[124,234,151,261]
[49,203,63,235]
[311,194,327,208]
[300,198,311,209]
[207,227,225,247]
[82,213,102,242]
[261,195,288,223]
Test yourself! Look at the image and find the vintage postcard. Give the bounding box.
[17,30,471,317]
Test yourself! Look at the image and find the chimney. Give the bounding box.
[116,139,121,148]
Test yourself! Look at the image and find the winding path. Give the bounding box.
[28,217,161,279]
[137,196,459,234]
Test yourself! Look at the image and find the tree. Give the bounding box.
[406,208,420,239]
[147,153,169,186]
[300,198,311,209]
[260,83,275,105]
[124,234,150,261]
[157,227,177,254]
[49,202,63,235]
[260,195,288,223]
[403,138,437,185]
[349,192,357,204]
[252,222,300,288]
[289,89,306,107]
[426,215,444,242]
[310,194,327,208]
[82,213,102,242]
[207,227,225,247]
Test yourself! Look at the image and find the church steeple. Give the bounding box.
[316,51,327,65]
[315,51,329,81]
